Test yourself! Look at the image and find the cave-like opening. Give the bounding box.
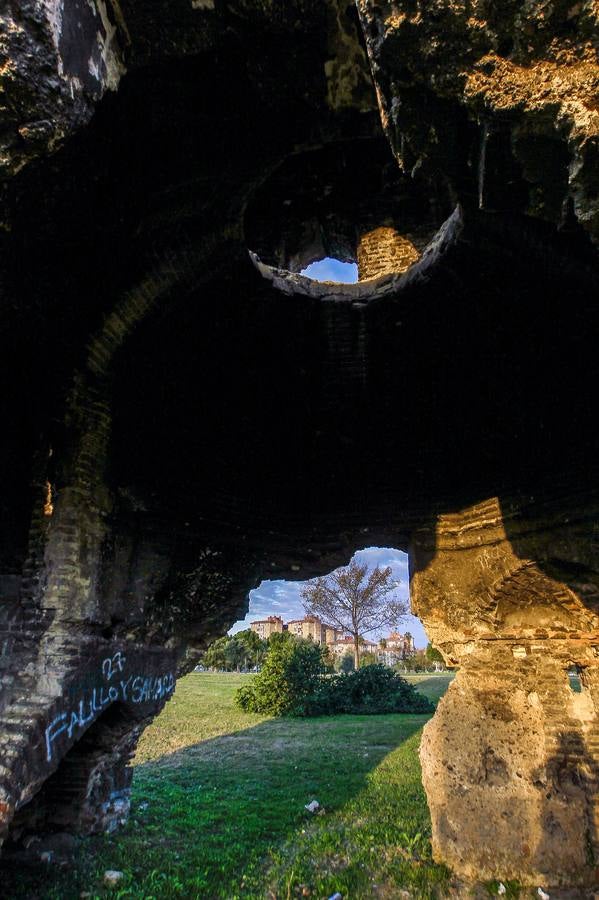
[244,139,448,283]
[5,703,137,852]
[230,547,431,666]
[300,257,359,283]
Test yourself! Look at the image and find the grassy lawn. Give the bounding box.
[401,675,456,706]
[4,673,456,900]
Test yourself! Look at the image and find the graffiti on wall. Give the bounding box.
[45,652,175,762]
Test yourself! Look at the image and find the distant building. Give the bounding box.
[327,636,356,659]
[250,615,284,639]
[286,615,342,645]
[323,624,340,645]
[384,631,414,655]
[250,615,416,665]
[331,631,416,665]
[376,631,415,665]
[377,648,402,666]
[286,616,318,642]
[328,636,378,660]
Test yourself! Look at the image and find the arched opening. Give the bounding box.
[244,139,449,283]
[5,704,139,857]
[229,547,434,670]
[91,546,450,899]
[300,257,358,284]
[568,664,583,693]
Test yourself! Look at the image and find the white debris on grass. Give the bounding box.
[497,885,506,895]
[103,870,125,887]
[304,799,320,813]
[537,889,550,900]
[328,893,343,900]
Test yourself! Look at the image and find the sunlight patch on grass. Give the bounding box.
[134,674,270,764]
[257,729,451,899]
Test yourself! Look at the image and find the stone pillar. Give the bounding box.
[410,497,599,889]
[356,226,420,280]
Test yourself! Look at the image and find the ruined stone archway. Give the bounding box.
[1,0,599,892]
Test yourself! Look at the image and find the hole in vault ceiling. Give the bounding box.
[300,257,358,284]
[244,139,451,282]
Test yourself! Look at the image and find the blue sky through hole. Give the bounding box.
[301,257,358,283]
[228,547,429,648]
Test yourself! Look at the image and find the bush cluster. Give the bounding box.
[235,636,434,717]
[302,663,434,716]
[235,633,330,716]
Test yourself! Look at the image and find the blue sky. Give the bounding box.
[228,546,430,649]
[301,257,358,283]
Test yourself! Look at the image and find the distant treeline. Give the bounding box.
[199,630,447,673]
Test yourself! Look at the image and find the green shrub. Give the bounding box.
[235,634,331,715]
[304,664,434,716]
[237,645,434,717]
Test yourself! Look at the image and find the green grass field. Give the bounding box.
[4,673,460,899]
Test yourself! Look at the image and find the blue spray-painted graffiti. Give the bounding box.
[44,653,175,762]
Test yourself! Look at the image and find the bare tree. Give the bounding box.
[301,559,408,667]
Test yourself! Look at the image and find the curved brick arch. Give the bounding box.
[0,227,245,845]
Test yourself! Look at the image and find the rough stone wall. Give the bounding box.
[0,0,127,177]
[0,354,178,844]
[0,225,249,847]
[0,0,374,182]
[411,496,599,887]
[355,0,599,241]
[357,226,420,279]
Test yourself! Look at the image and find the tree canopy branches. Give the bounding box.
[301,559,407,666]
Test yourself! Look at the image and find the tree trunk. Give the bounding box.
[354,635,361,668]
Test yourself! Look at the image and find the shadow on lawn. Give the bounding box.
[405,675,454,706]
[133,709,427,770]
[0,714,429,899]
